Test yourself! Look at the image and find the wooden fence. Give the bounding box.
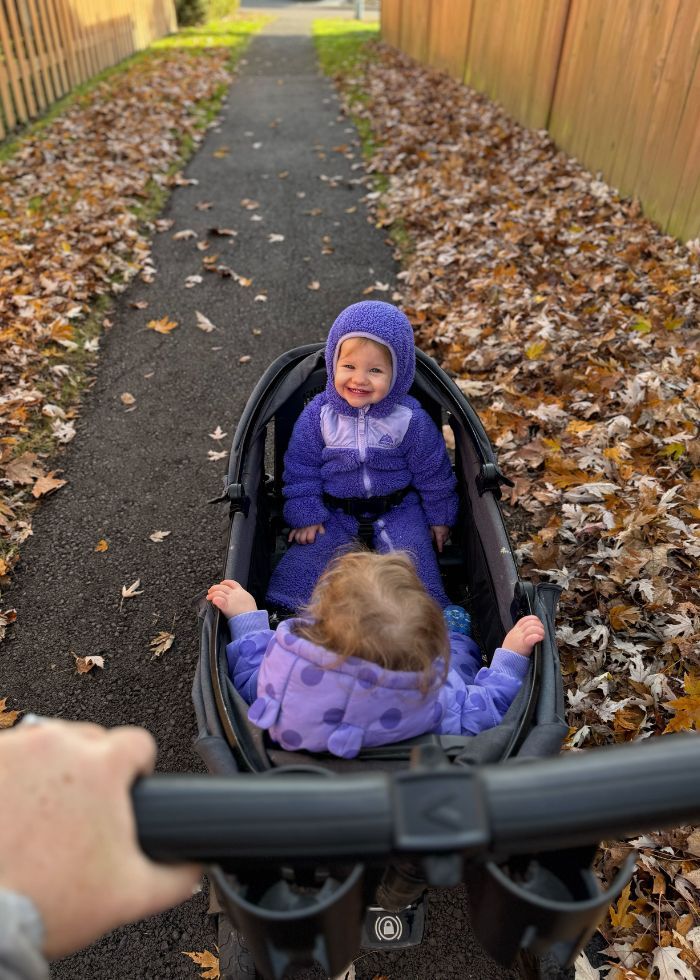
[381,0,700,243]
[0,0,177,139]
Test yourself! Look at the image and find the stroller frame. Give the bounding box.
[192,345,629,979]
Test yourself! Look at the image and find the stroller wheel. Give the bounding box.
[515,950,575,980]
[217,914,261,980]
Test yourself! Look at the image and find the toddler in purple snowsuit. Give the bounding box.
[208,551,544,760]
[265,300,458,611]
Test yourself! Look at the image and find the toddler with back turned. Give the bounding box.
[209,550,544,760]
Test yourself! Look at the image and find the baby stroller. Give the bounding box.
[192,344,631,980]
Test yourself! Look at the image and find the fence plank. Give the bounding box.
[0,46,13,133]
[665,44,700,239]
[427,0,473,82]
[400,0,431,66]
[0,2,28,122]
[4,0,39,116]
[53,0,83,87]
[31,0,62,101]
[380,0,402,50]
[37,0,71,96]
[635,3,700,230]
[25,0,55,105]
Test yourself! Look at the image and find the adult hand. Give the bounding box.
[431,524,450,552]
[288,523,325,545]
[0,720,201,959]
[207,579,258,618]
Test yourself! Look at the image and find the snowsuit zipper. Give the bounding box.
[357,406,372,495]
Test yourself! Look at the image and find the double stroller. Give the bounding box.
[191,344,632,980]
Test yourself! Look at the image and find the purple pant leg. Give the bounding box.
[266,511,356,610]
[373,499,450,607]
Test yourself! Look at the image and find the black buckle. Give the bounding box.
[208,481,250,516]
[475,463,515,499]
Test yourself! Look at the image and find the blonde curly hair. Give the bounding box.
[293,549,449,691]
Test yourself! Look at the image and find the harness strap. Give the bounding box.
[322,486,411,519]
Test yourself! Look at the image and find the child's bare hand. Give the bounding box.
[502,615,545,657]
[207,580,257,618]
[431,525,450,552]
[289,524,325,545]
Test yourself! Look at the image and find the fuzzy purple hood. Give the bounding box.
[324,301,416,418]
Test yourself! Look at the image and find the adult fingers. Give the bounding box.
[105,726,158,780]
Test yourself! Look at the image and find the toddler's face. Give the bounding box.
[334,338,392,409]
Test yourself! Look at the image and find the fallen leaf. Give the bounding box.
[195,201,213,210]
[239,355,251,364]
[208,449,227,461]
[268,233,285,243]
[130,300,149,309]
[5,453,44,485]
[572,953,600,979]
[0,697,20,729]
[240,198,259,210]
[212,147,230,158]
[120,392,136,406]
[149,530,171,543]
[95,539,109,552]
[147,317,178,334]
[209,426,227,440]
[195,311,217,333]
[209,227,237,237]
[121,579,143,599]
[31,473,66,498]
[254,293,268,302]
[173,229,197,240]
[609,883,636,930]
[185,274,203,288]
[182,950,220,980]
[652,946,695,980]
[74,654,105,674]
[308,280,320,290]
[150,631,175,658]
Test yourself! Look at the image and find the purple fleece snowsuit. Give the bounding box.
[226,611,530,759]
[266,301,458,610]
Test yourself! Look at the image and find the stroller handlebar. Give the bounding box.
[134,734,700,863]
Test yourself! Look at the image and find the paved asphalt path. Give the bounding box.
[3,3,518,978]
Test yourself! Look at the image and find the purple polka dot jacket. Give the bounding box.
[226,611,530,759]
[280,300,458,530]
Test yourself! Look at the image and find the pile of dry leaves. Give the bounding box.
[0,48,231,600]
[336,41,700,980]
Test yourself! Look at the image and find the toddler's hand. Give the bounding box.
[207,580,258,618]
[501,615,545,657]
[289,524,325,545]
[431,525,450,552]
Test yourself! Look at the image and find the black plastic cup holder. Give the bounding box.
[465,847,637,968]
[210,861,366,980]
